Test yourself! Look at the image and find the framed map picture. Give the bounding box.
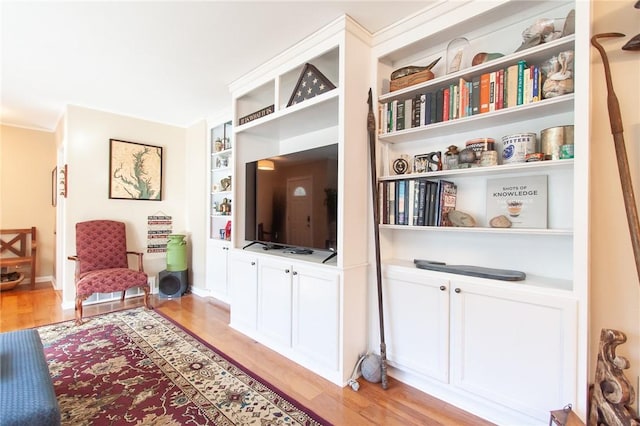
[109,139,163,200]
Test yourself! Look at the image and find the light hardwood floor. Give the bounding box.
[0,283,494,426]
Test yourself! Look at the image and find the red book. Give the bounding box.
[459,77,469,118]
[479,73,490,114]
[443,87,450,121]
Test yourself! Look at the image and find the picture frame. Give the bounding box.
[414,152,442,172]
[109,139,163,200]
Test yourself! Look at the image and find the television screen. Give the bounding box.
[245,144,338,251]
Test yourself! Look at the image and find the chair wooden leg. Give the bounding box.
[31,257,36,290]
[142,287,152,310]
[75,297,84,325]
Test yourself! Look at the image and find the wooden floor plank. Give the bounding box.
[0,283,495,425]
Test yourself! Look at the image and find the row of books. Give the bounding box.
[379,179,457,227]
[380,60,542,134]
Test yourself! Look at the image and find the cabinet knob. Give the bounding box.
[439,285,446,291]
[285,269,290,274]
[251,261,256,266]
[454,288,461,293]
[293,271,298,275]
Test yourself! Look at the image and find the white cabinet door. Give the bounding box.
[207,243,229,300]
[449,279,578,423]
[257,258,293,347]
[292,265,340,371]
[382,267,450,383]
[229,251,258,333]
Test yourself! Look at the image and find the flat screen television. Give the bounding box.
[245,144,338,252]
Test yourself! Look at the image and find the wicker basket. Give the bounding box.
[0,272,24,291]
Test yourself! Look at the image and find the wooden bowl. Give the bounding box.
[1,272,24,291]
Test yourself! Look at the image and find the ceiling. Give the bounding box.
[1,1,432,131]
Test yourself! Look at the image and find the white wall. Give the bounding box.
[185,119,208,293]
[60,105,188,307]
[590,0,640,406]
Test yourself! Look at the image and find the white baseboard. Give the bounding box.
[190,286,209,298]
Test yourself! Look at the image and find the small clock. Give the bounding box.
[392,158,409,174]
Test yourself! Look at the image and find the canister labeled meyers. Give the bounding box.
[541,125,574,160]
[166,234,187,271]
[501,132,537,164]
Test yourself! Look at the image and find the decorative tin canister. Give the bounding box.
[541,125,574,160]
[166,234,187,271]
[465,137,495,163]
[480,151,498,166]
[501,133,537,164]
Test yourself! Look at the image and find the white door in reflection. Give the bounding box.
[286,176,313,247]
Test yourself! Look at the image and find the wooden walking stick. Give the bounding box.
[591,33,640,283]
[367,88,388,389]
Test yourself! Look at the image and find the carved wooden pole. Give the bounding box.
[367,88,388,390]
[589,329,640,425]
[591,33,640,284]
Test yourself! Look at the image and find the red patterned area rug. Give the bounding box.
[37,307,330,425]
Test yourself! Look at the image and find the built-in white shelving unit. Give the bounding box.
[371,1,590,424]
[226,16,372,386]
[205,119,233,302]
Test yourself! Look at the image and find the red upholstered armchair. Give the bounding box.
[68,220,151,324]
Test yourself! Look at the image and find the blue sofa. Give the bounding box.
[0,329,60,426]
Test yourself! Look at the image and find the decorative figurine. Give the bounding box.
[448,210,477,227]
[542,50,574,98]
[489,215,512,228]
[444,145,460,170]
[471,52,504,66]
[458,147,477,166]
[446,37,470,73]
[425,151,442,172]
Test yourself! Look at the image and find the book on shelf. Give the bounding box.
[489,71,498,111]
[505,64,519,108]
[442,87,451,121]
[377,56,560,136]
[408,179,420,226]
[388,181,395,225]
[479,72,490,114]
[485,175,548,229]
[531,65,541,102]
[417,179,427,226]
[379,181,387,224]
[426,180,439,226]
[420,93,428,125]
[435,88,444,122]
[516,60,527,105]
[471,75,480,115]
[436,180,457,227]
[496,69,504,110]
[458,78,469,119]
[396,100,405,131]
[380,178,458,227]
[396,179,406,225]
[412,95,421,128]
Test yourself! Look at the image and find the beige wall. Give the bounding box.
[0,124,56,281]
[591,0,640,404]
[58,105,193,307]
